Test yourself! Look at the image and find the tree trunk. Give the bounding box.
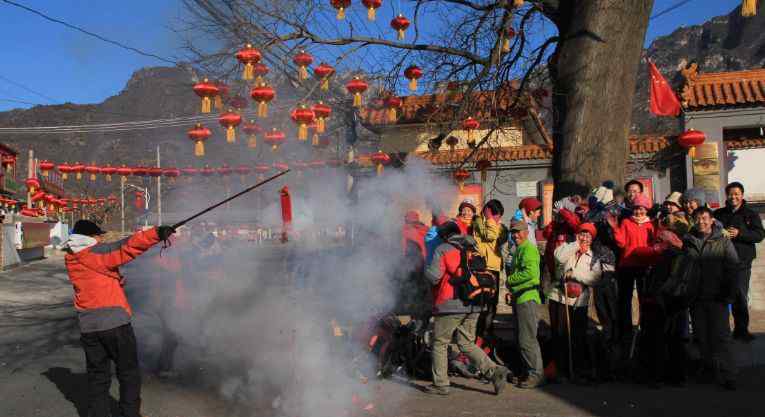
[550,0,654,198]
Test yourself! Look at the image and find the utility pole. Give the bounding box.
[157,145,162,225]
[120,176,125,234]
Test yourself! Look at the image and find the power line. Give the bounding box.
[650,0,694,20]
[0,74,59,103]
[1,0,178,65]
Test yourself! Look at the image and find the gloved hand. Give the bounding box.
[157,225,176,241]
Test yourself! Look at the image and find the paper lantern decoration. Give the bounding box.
[273,162,289,172]
[251,83,276,118]
[235,164,252,182]
[391,14,410,41]
[384,96,402,122]
[216,164,232,179]
[312,102,332,134]
[57,163,73,180]
[255,164,271,180]
[71,162,85,180]
[253,62,269,84]
[214,81,229,111]
[38,160,54,177]
[188,123,213,157]
[264,128,286,151]
[453,168,470,190]
[677,129,706,158]
[25,177,41,194]
[85,164,100,182]
[293,50,314,81]
[361,0,382,20]
[445,136,459,152]
[101,164,116,182]
[235,44,262,80]
[346,77,368,107]
[292,104,316,141]
[132,166,149,177]
[192,78,220,113]
[116,165,133,180]
[228,95,248,112]
[200,165,215,177]
[314,62,335,91]
[242,120,262,149]
[404,65,423,91]
[475,159,492,183]
[370,151,391,176]
[331,0,351,19]
[462,116,480,146]
[219,110,242,144]
[163,167,180,183]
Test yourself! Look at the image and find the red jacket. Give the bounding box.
[65,228,160,331]
[543,208,581,277]
[455,218,472,236]
[402,221,428,259]
[423,236,477,314]
[612,217,656,268]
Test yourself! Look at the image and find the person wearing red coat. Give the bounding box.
[63,220,174,417]
[606,193,656,349]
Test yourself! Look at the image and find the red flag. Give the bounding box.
[280,186,292,243]
[648,60,681,117]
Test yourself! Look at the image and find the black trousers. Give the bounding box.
[617,267,647,344]
[733,266,752,334]
[638,303,687,383]
[80,324,141,417]
[549,301,589,378]
[476,270,500,340]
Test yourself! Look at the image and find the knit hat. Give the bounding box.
[576,222,598,238]
[664,192,683,208]
[72,220,105,237]
[457,200,477,215]
[682,188,707,207]
[632,194,652,210]
[519,197,542,212]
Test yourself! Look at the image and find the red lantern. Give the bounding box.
[235,164,252,182]
[462,116,480,145]
[253,62,269,84]
[85,163,100,182]
[193,78,220,114]
[331,0,351,19]
[678,129,706,158]
[100,164,116,182]
[251,83,276,118]
[384,96,402,122]
[180,166,199,178]
[312,102,332,134]
[132,166,149,177]
[200,165,215,177]
[404,65,423,91]
[228,95,248,112]
[57,163,73,180]
[188,123,213,157]
[214,81,229,111]
[2,155,15,169]
[501,26,516,53]
[370,151,391,176]
[264,128,286,151]
[255,164,271,180]
[148,167,163,178]
[219,110,242,144]
[445,136,459,152]
[453,168,471,190]
[25,177,41,194]
[71,162,85,181]
[235,44,262,80]
[314,62,335,91]
[475,159,492,183]
[309,160,326,170]
[116,165,133,180]
[216,164,232,178]
[346,77,369,107]
[162,167,180,183]
[293,50,314,81]
[38,160,54,177]
[361,0,382,20]
[273,162,289,172]
[292,104,316,141]
[242,120,262,149]
[391,14,410,41]
[108,195,118,206]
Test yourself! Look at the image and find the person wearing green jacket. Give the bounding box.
[507,218,545,388]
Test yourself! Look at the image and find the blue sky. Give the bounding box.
[0,0,745,112]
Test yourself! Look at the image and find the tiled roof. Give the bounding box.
[416,136,672,165]
[359,84,531,128]
[725,138,765,150]
[681,68,765,110]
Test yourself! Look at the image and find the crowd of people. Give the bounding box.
[403,180,764,395]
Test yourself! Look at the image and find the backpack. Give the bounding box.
[448,244,496,307]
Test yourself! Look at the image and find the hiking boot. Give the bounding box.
[490,366,509,395]
[518,374,545,389]
[722,380,737,391]
[423,385,450,396]
[737,332,756,343]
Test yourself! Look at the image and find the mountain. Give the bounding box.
[632,3,765,134]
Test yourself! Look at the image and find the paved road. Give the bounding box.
[1,255,764,417]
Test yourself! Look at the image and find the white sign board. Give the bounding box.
[516,181,538,197]
[728,148,765,202]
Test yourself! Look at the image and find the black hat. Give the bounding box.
[72,220,105,236]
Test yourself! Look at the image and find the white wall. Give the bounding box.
[727,148,765,202]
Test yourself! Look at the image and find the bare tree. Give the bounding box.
[179,0,654,195]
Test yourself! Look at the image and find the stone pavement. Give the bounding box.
[1,255,765,417]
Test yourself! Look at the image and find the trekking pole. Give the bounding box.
[562,276,575,381]
[171,170,290,229]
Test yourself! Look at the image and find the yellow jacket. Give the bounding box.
[472,216,508,272]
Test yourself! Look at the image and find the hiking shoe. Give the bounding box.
[518,374,545,389]
[738,332,756,343]
[423,385,450,396]
[491,366,509,395]
[722,380,737,391]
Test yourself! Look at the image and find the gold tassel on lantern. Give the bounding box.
[76,172,82,180]
[317,117,326,133]
[195,141,205,157]
[387,108,397,122]
[513,0,524,7]
[62,173,68,180]
[376,164,384,176]
[353,93,362,107]
[368,7,376,20]
[226,126,236,143]
[244,63,254,80]
[742,0,757,16]
[321,78,329,91]
[90,173,97,181]
[502,38,511,53]
[312,133,320,146]
[214,95,223,111]
[397,28,405,41]
[248,135,257,149]
[201,97,212,113]
[336,7,346,19]
[258,102,268,118]
[689,146,696,159]
[106,174,111,182]
[408,78,417,91]
[298,124,308,141]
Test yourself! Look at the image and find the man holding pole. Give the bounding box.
[62,220,175,417]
